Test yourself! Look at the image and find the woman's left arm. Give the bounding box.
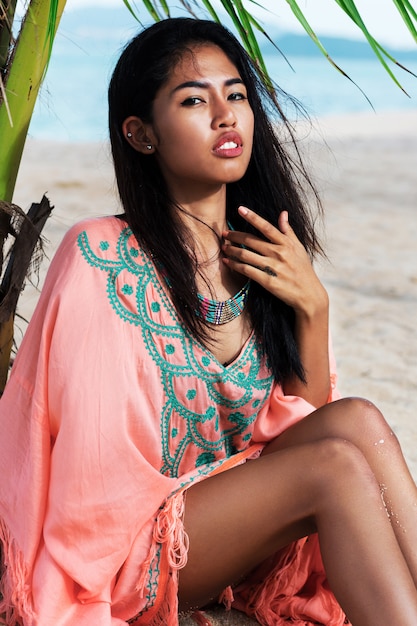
[283,283,330,407]
[222,206,330,407]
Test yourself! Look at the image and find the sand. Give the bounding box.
[311,110,417,477]
[11,108,417,625]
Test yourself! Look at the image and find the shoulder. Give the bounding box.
[41,215,133,295]
[59,215,128,251]
[51,215,131,269]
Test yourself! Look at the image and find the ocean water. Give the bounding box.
[27,7,417,143]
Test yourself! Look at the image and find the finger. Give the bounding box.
[222,230,281,256]
[222,240,281,278]
[222,242,278,273]
[223,255,278,283]
[278,211,290,234]
[237,206,283,244]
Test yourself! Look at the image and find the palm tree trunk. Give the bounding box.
[0,0,66,390]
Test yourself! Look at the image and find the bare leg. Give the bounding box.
[179,435,417,625]
[264,397,417,582]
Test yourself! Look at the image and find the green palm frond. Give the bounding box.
[331,0,417,91]
[221,0,269,74]
[285,0,416,94]
[0,0,67,203]
[392,0,417,41]
[120,0,416,93]
[121,0,142,22]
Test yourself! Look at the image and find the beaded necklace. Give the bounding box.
[153,222,250,325]
[197,280,250,325]
[195,220,250,325]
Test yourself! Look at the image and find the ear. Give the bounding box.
[122,116,157,154]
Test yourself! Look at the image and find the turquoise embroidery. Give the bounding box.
[78,225,273,479]
[205,406,216,420]
[196,451,216,466]
[127,544,162,622]
[99,241,109,251]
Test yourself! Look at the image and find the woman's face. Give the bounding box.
[145,44,254,201]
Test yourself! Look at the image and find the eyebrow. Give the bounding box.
[171,77,244,95]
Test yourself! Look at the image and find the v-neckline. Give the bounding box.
[147,247,256,372]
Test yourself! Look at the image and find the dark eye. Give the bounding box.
[181,96,204,106]
[228,92,247,101]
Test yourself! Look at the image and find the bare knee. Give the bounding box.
[338,396,401,451]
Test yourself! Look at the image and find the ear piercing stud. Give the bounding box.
[126,133,152,151]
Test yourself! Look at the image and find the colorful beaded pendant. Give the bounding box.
[197,281,250,325]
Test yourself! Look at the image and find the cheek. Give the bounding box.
[155,122,198,158]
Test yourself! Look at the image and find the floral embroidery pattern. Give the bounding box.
[78,226,273,478]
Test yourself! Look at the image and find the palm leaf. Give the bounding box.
[159,0,171,18]
[392,0,417,41]
[189,0,221,23]
[88,0,417,93]
[0,0,67,203]
[331,0,416,92]
[121,0,142,22]
[283,0,376,105]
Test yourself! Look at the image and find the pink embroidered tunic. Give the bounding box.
[0,216,345,625]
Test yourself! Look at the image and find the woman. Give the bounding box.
[1,17,417,626]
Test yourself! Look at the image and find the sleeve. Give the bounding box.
[0,221,177,626]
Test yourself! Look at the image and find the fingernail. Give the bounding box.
[238,206,249,216]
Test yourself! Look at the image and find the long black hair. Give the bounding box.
[108,17,323,385]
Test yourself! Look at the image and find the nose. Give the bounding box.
[211,98,236,129]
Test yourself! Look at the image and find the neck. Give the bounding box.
[172,186,228,262]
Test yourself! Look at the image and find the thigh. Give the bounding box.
[178,437,358,611]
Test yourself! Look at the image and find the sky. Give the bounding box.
[65,0,417,50]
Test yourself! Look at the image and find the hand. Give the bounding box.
[222,206,328,320]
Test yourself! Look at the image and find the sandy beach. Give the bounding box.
[10,108,417,625]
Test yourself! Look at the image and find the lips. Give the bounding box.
[213,132,243,157]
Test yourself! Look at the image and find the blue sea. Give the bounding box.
[27,6,417,143]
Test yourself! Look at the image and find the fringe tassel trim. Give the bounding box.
[218,585,234,610]
[132,491,190,625]
[233,536,347,626]
[0,519,34,626]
